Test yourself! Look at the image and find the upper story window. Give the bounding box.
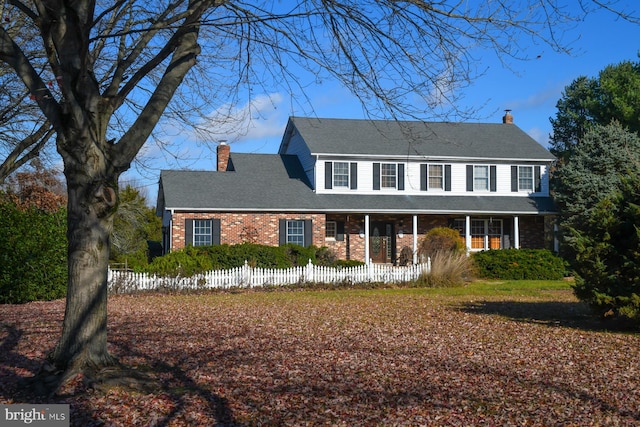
[381,163,397,188]
[466,165,496,192]
[333,162,350,188]
[420,164,451,191]
[428,164,444,190]
[474,165,489,191]
[373,162,405,190]
[325,161,357,190]
[511,165,542,193]
[518,166,534,191]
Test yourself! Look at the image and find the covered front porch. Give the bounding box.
[324,213,556,265]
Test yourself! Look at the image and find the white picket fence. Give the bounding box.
[107,260,431,294]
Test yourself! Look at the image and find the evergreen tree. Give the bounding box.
[553,122,640,324]
[550,60,640,163]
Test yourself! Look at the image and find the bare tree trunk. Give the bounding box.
[36,129,120,392]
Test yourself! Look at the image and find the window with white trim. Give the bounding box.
[451,218,503,251]
[333,162,350,188]
[325,221,337,239]
[381,163,397,188]
[193,220,212,246]
[518,166,534,191]
[428,164,444,190]
[474,165,489,191]
[287,220,305,246]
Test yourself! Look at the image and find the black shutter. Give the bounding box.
[534,166,541,192]
[304,219,313,247]
[490,166,497,192]
[445,165,452,191]
[511,166,518,192]
[336,221,345,241]
[325,162,332,189]
[212,219,221,245]
[373,163,381,190]
[279,219,287,245]
[466,165,473,192]
[420,164,427,191]
[185,219,193,246]
[397,164,405,190]
[350,163,358,189]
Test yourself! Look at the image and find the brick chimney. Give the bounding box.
[217,142,230,171]
[502,109,514,124]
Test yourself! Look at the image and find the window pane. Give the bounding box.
[471,219,485,249]
[488,220,502,249]
[428,164,443,189]
[519,166,533,191]
[333,162,350,188]
[325,221,337,239]
[193,219,212,246]
[474,166,489,191]
[381,163,396,188]
[287,220,305,246]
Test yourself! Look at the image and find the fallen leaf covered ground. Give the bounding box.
[1,283,639,426]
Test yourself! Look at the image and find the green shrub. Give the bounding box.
[0,201,67,303]
[472,249,567,280]
[144,243,342,276]
[418,227,465,260]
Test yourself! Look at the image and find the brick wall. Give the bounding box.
[169,211,552,261]
[171,212,326,251]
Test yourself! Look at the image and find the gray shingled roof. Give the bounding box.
[285,117,556,161]
[159,152,556,214]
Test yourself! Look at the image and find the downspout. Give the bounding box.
[412,215,418,264]
[514,216,520,249]
[169,208,174,253]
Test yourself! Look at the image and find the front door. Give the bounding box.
[370,222,393,263]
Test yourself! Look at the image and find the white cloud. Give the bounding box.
[193,93,288,144]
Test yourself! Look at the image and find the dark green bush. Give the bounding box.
[0,201,68,303]
[144,243,342,276]
[472,249,567,280]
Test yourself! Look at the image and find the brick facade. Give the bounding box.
[167,211,553,263]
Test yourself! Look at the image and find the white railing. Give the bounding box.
[107,260,431,294]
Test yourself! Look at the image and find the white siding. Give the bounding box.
[315,157,551,197]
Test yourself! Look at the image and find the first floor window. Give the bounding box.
[193,219,212,246]
[451,218,503,251]
[326,221,337,239]
[287,220,305,246]
[471,219,503,250]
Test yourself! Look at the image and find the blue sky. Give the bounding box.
[124,3,640,204]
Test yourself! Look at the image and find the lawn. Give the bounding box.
[1,281,638,426]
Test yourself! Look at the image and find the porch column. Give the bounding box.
[364,214,370,264]
[513,216,520,249]
[412,215,418,264]
[465,215,471,252]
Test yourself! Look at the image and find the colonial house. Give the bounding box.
[156,114,557,264]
